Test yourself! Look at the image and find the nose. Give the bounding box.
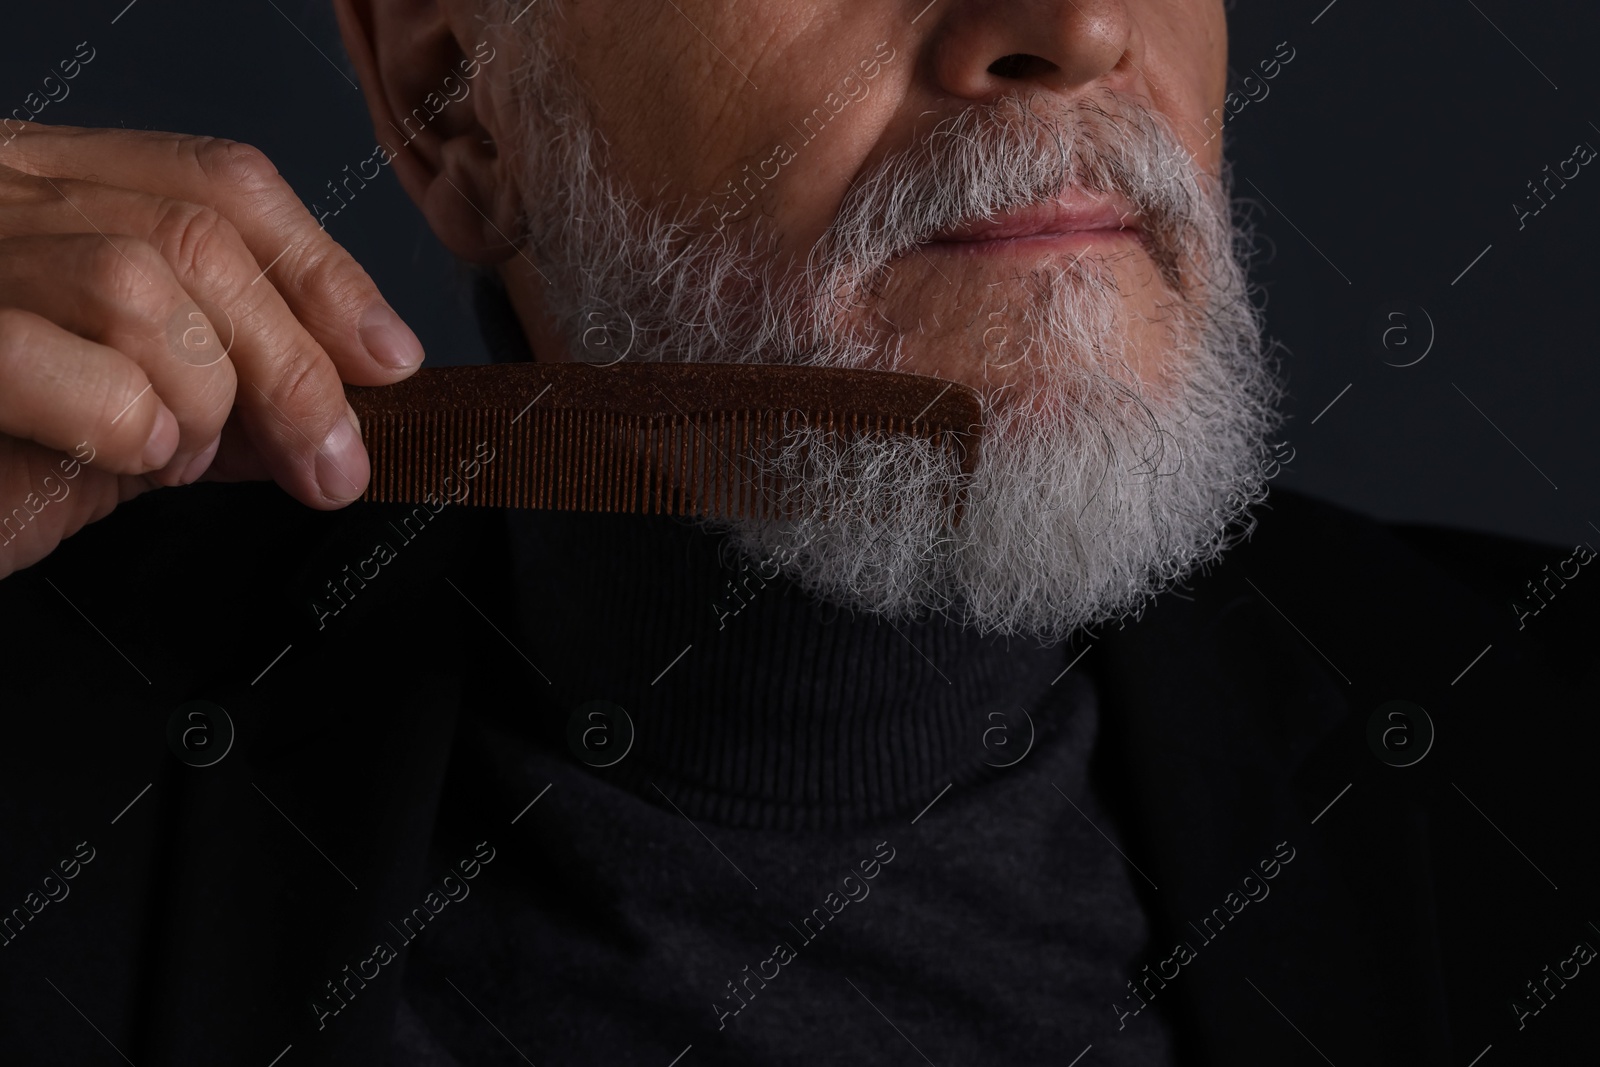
[929,0,1136,102]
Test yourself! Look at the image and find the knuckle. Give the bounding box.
[292,246,370,309]
[193,138,282,198]
[83,235,167,308]
[0,311,49,438]
[0,307,151,455]
[0,167,57,207]
[0,306,42,361]
[188,359,239,432]
[270,346,339,428]
[153,199,243,285]
[68,339,145,423]
[102,376,155,442]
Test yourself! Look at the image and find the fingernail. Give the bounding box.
[142,405,179,468]
[178,434,222,484]
[359,303,424,370]
[316,404,369,504]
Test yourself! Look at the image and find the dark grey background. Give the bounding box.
[3,0,1595,544]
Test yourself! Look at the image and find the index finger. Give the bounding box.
[4,122,425,383]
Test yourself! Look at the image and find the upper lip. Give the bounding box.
[924,191,1143,243]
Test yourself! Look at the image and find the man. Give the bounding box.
[0,1,1594,1064]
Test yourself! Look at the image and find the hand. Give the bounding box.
[0,121,425,579]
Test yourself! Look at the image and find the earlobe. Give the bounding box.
[423,135,522,263]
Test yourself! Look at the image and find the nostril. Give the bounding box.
[988,53,1054,79]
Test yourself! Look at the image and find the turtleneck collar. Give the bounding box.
[471,271,1087,831]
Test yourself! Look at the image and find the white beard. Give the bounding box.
[488,1,1284,642]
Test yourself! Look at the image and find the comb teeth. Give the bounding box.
[347,362,983,521]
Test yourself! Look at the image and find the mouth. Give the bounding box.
[917,190,1145,257]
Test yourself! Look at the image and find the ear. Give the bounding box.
[332,0,520,263]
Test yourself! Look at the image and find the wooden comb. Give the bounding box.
[343,362,983,520]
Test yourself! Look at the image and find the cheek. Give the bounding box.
[758,79,903,255]
[559,17,737,191]
[1138,0,1229,173]
[560,3,906,247]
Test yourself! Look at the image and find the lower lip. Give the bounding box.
[920,229,1142,256]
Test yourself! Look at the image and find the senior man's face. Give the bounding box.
[347,0,1282,639]
[506,0,1226,395]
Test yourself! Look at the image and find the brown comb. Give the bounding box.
[343,362,983,520]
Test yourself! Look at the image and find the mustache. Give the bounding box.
[808,88,1210,297]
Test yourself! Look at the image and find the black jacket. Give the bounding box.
[0,480,1594,1065]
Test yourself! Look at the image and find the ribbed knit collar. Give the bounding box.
[472,272,1085,831]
